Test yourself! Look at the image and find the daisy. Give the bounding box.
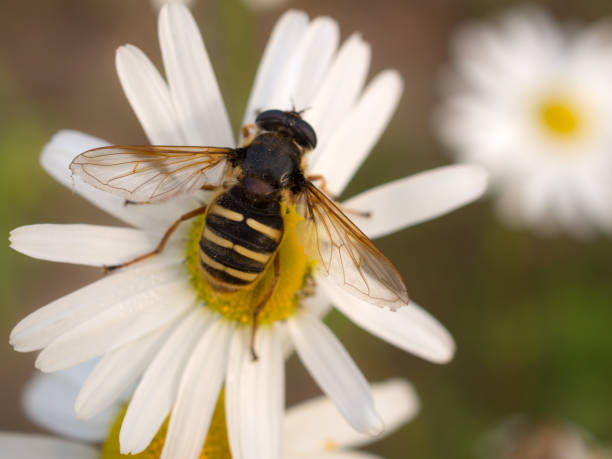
[435,5,612,237]
[9,4,487,459]
[478,415,612,459]
[9,370,419,459]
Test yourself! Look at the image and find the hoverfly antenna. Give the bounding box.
[288,97,310,117]
[296,106,311,116]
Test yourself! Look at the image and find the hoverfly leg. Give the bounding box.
[306,174,330,195]
[104,205,208,273]
[306,175,371,218]
[339,207,372,218]
[241,123,257,141]
[250,253,281,361]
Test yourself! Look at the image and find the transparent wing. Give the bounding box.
[299,181,409,309]
[69,145,235,203]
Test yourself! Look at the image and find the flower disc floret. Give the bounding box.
[102,394,230,459]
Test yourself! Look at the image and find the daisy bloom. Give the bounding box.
[8,371,419,459]
[435,5,612,237]
[477,415,612,459]
[9,4,486,459]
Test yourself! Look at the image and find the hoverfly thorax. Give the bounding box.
[240,133,302,191]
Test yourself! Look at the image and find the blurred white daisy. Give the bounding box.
[477,415,612,459]
[435,5,612,237]
[9,4,486,459]
[7,371,419,458]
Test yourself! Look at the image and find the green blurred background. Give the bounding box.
[1,0,612,457]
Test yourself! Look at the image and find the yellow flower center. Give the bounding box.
[101,392,230,459]
[537,96,582,137]
[186,204,315,325]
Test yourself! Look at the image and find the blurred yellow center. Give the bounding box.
[538,97,581,137]
[101,392,230,459]
[186,205,314,325]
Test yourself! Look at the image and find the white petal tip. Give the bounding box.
[364,410,385,436]
[461,164,489,198]
[428,336,456,364]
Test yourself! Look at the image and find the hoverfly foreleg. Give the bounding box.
[306,175,371,218]
[104,205,208,273]
[241,123,257,142]
[250,253,281,361]
[306,174,330,194]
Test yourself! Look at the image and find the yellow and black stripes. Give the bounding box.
[200,184,283,290]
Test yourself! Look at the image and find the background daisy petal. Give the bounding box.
[23,362,113,442]
[9,224,159,267]
[40,130,203,230]
[284,379,419,454]
[116,44,184,145]
[0,432,98,459]
[10,261,185,352]
[287,311,383,436]
[161,319,233,459]
[120,308,217,454]
[35,278,195,372]
[309,70,403,197]
[242,10,309,126]
[159,3,234,147]
[322,281,455,364]
[342,164,489,239]
[226,326,284,459]
[74,320,179,420]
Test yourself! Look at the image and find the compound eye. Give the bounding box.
[255,109,288,132]
[292,118,317,149]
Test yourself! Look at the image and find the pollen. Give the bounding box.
[537,95,582,138]
[186,205,314,325]
[323,438,338,451]
[101,392,230,459]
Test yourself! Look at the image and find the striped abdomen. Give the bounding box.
[200,184,284,291]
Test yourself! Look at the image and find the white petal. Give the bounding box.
[159,3,234,147]
[290,16,340,109]
[261,16,339,114]
[22,362,114,442]
[321,280,455,364]
[0,433,98,459]
[40,130,204,230]
[242,10,309,126]
[9,224,159,267]
[342,165,489,239]
[161,319,233,459]
[309,70,403,197]
[116,44,184,145]
[287,311,383,435]
[306,33,371,163]
[10,260,184,352]
[35,276,195,371]
[75,318,178,420]
[226,326,284,459]
[285,379,418,455]
[120,307,217,454]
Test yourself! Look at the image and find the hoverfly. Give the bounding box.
[70,109,409,358]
